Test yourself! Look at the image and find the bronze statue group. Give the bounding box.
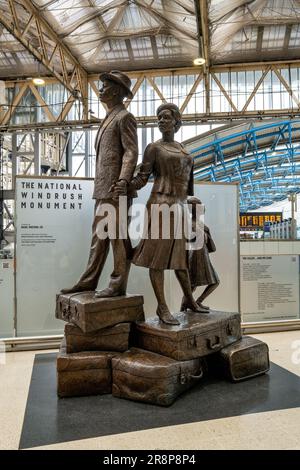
[61,71,219,326]
[56,72,269,404]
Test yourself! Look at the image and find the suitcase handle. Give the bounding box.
[207,336,221,350]
[180,368,203,384]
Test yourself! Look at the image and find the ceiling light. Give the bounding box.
[32,77,45,86]
[193,57,206,66]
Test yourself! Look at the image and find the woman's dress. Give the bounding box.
[131,140,194,270]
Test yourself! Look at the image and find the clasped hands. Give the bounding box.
[110,179,133,201]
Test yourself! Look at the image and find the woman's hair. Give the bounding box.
[188,196,202,205]
[156,103,182,133]
[187,196,205,217]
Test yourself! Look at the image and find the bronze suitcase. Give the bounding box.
[211,336,270,382]
[112,348,204,406]
[56,292,144,332]
[135,310,241,361]
[57,342,119,397]
[64,322,131,353]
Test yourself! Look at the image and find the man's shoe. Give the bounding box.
[60,285,95,294]
[94,287,126,298]
[156,304,180,325]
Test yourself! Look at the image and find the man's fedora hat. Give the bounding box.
[99,70,133,99]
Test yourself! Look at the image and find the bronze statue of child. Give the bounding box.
[181,196,219,311]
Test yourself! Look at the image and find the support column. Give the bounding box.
[11,133,17,190]
[0,132,4,246]
[66,131,73,176]
[289,193,298,240]
[34,130,41,175]
[81,74,89,122]
[205,70,210,116]
[84,129,89,177]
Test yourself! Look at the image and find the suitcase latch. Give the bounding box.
[62,303,69,320]
[74,305,79,319]
[227,322,235,336]
[180,373,187,384]
[188,336,197,348]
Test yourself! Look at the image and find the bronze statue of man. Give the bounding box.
[61,71,138,297]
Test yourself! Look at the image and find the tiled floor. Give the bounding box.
[0,331,300,450]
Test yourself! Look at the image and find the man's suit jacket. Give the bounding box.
[93,103,138,200]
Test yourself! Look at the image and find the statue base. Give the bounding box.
[134,310,242,361]
[55,306,269,404]
[64,322,131,354]
[112,347,204,406]
[207,335,270,382]
[55,292,144,332]
[57,341,119,398]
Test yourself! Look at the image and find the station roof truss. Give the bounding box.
[1,0,300,78]
[185,119,300,212]
[0,0,199,79]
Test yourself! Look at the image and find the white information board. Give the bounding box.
[241,255,300,322]
[0,259,14,338]
[16,178,239,336]
[15,177,94,336]
[168,183,239,313]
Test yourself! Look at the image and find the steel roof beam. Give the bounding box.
[135,0,197,41]
[0,0,88,118]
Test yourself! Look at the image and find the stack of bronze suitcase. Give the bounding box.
[55,292,144,398]
[56,293,270,405]
[112,311,269,405]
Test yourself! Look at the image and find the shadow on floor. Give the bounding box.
[19,353,300,449]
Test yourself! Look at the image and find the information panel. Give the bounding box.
[241,255,300,322]
[0,259,14,338]
[15,177,94,336]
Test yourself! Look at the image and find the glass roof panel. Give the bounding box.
[262,25,286,50]
[0,0,300,76]
[210,0,300,64]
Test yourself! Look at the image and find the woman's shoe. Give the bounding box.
[196,299,210,310]
[184,299,209,313]
[180,296,188,312]
[156,304,180,325]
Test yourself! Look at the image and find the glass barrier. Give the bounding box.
[1,178,240,338]
[0,258,14,338]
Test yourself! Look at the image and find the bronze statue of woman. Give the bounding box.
[128,103,206,325]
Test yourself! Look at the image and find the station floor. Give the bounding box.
[0,330,300,450]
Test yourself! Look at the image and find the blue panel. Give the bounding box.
[190,120,300,211]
